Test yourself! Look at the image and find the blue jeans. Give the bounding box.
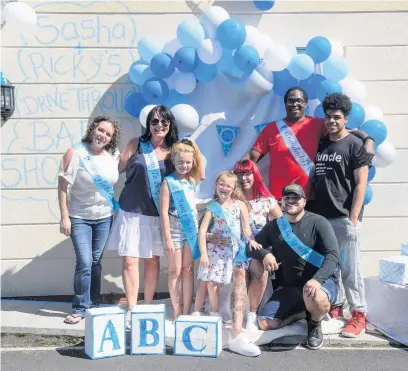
[70,216,112,316]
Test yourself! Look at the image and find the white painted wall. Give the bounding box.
[1,1,408,297]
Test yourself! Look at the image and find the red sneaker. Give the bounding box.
[328,306,344,319]
[342,311,366,338]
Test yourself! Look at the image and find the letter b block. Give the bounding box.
[85,307,126,359]
[131,304,165,355]
[174,315,222,357]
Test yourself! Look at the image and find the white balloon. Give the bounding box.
[197,39,222,64]
[264,43,292,71]
[171,104,200,133]
[139,104,157,128]
[364,106,384,121]
[244,63,274,97]
[372,140,397,168]
[200,6,230,39]
[328,38,344,58]
[4,2,37,29]
[173,71,196,95]
[162,38,183,57]
[244,26,273,57]
[340,77,366,103]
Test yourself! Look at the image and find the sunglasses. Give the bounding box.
[151,118,170,127]
[181,138,193,146]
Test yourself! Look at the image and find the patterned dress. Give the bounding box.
[248,197,278,236]
[197,201,241,284]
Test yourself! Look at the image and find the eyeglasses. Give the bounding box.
[151,118,170,127]
[283,195,302,202]
[286,98,305,105]
[236,172,252,179]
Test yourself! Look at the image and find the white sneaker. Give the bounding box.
[209,311,222,318]
[191,311,201,317]
[228,334,261,357]
[246,312,258,331]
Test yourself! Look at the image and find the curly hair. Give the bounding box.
[322,93,352,117]
[284,87,308,104]
[140,105,179,148]
[81,116,120,155]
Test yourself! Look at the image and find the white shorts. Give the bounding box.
[107,209,164,258]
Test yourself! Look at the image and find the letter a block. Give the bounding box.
[131,304,166,355]
[85,307,126,360]
[174,315,222,357]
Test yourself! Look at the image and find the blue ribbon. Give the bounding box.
[74,143,119,212]
[206,201,247,264]
[276,216,324,268]
[165,174,200,260]
[140,141,162,213]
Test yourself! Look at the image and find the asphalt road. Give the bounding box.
[2,347,408,371]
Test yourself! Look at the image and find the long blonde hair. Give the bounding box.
[171,138,204,184]
[214,171,247,204]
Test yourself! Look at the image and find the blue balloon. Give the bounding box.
[300,74,326,100]
[363,184,373,205]
[273,69,299,96]
[317,80,342,102]
[346,103,366,129]
[0,72,7,85]
[233,45,260,76]
[360,120,387,147]
[368,166,376,182]
[306,36,332,64]
[164,90,190,107]
[174,47,199,73]
[124,92,147,118]
[141,78,169,104]
[129,61,154,85]
[253,1,275,11]
[313,103,325,118]
[217,49,245,80]
[194,60,217,83]
[216,19,246,50]
[288,54,315,80]
[177,20,205,49]
[322,57,349,82]
[138,37,162,63]
[150,53,175,79]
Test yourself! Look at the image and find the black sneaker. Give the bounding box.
[307,320,323,350]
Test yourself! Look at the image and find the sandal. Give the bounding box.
[64,314,83,324]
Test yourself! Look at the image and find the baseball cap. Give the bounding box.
[282,184,305,198]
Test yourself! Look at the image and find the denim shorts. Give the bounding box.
[169,215,187,249]
[258,278,338,322]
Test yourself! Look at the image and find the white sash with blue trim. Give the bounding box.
[206,201,247,264]
[276,119,315,178]
[74,143,119,212]
[140,140,162,213]
[277,215,323,268]
[165,174,200,260]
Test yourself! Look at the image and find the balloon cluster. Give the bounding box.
[125,5,396,203]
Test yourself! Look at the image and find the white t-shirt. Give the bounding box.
[59,146,120,220]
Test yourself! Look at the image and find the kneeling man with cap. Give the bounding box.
[248,184,340,350]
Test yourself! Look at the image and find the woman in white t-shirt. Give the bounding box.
[58,116,120,324]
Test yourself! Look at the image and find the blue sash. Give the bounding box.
[165,174,200,260]
[276,119,315,178]
[206,202,247,264]
[74,143,119,212]
[140,141,162,213]
[276,216,323,268]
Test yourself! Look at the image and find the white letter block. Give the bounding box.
[85,307,126,360]
[174,315,222,357]
[131,304,166,355]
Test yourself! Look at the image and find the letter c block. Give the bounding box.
[85,307,126,359]
[131,304,165,355]
[174,315,222,357]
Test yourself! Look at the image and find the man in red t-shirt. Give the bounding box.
[249,87,374,202]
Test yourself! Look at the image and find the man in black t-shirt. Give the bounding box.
[248,184,340,350]
[314,93,371,338]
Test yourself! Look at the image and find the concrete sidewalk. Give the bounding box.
[0,299,394,348]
